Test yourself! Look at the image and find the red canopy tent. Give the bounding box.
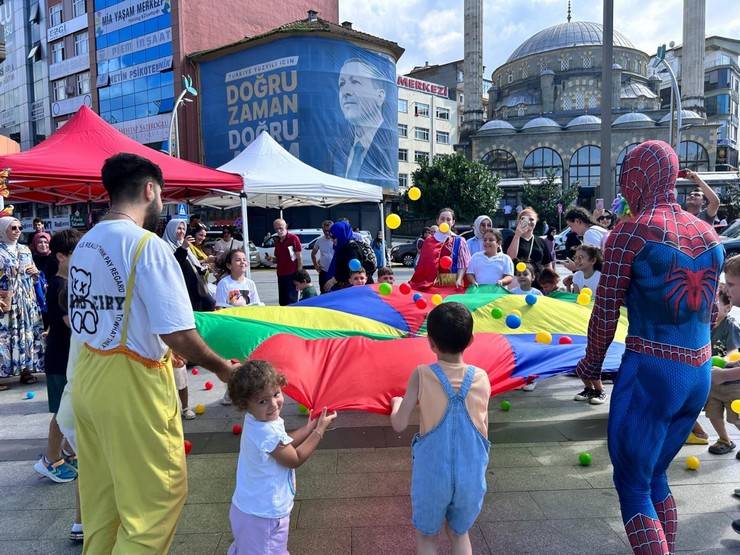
[0,106,243,204]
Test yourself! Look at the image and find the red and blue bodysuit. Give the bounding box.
[576,141,723,554]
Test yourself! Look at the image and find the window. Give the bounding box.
[435,107,450,120]
[582,54,593,69]
[523,147,563,177]
[706,94,731,116]
[53,79,67,101]
[49,3,62,26]
[436,131,450,144]
[562,96,572,110]
[415,102,430,117]
[72,0,85,17]
[507,71,513,83]
[569,146,601,188]
[74,32,88,57]
[51,41,64,64]
[398,148,408,162]
[398,123,408,138]
[517,105,526,116]
[77,72,90,95]
[678,140,710,171]
[575,91,585,110]
[415,127,429,141]
[27,42,41,61]
[399,173,408,188]
[398,98,408,113]
[521,64,528,79]
[561,56,570,71]
[415,151,429,164]
[29,3,40,23]
[481,149,518,178]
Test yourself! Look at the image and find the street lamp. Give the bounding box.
[653,44,682,149]
[168,75,198,158]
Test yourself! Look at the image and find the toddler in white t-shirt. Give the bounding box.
[466,229,514,288]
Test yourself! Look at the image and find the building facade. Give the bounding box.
[396,74,457,190]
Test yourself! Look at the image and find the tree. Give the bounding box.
[411,153,502,223]
[718,171,740,221]
[521,171,579,232]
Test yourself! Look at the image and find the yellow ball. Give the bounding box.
[511,309,522,317]
[194,404,206,415]
[535,331,553,344]
[581,287,593,297]
[731,399,740,414]
[728,352,740,362]
[408,186,421,201]
[431,294,443,306]
[439,222,450,234]
[685,455,701,471]
[385,213,401,230]
[515,262,527,273]
[576,293,591,306]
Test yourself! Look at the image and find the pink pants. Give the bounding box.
[228,503,290,555]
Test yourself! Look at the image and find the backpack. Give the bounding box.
[350,240,377,276]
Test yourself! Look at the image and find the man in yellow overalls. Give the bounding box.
[69,153,238,554]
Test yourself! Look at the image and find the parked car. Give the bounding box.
[390,242,418,267]
[720,219,740,257]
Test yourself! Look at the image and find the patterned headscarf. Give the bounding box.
[619,140,678,215]
[0,216,20,246]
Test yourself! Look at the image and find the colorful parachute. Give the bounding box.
[195,284,628,415]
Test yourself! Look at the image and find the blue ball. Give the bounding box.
[505,314,522,329]
[25,391,35,399]
[413,293,422,301]
[348,258,362,272]
[525,294,538,306]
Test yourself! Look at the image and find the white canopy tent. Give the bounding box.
[208,132,386,277]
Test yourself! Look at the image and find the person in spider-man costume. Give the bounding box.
[576,140,724,555]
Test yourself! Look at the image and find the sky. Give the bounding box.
[338,0,740,76]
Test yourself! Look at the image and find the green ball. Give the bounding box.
[491,307,504,319]
[711,356,727,368]
[297,404,309,415]
[579,452,592,466]
[500,400,511,411]
[378,282,393,296]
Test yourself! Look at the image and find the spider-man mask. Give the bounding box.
[619,140,679,215]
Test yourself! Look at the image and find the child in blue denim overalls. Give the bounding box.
[391,302,491,554]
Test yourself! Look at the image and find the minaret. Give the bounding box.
[460,0,484,148]
[681,0,706,114]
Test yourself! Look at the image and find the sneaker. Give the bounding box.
[573,388,593,401]
[33,456,77,483]
[589,390,608,405]
[69,523,83,543]
[521,380,537,392]
[62,451,78,471]
[685,432,709,445]
[221,391,232,406]
[182,408,196,420]
[708,439,736,455]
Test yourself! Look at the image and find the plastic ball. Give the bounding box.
[232,424,243,435]
[581,287,593,297]
[515,262,527,273]
[439,256,453,270]
[525,294,538,306]
[535,331,553,344]
[505,314,522,329]
[385,213,401,230]
[579,452,592,466]
[413,293,423,301]
[407,186,421,201]
[378,282,393,296]
[415,298,428,309]
[559,336,573,345]
[511,309,522,317]
[25,391,35,400]
[576,293,591,306]
[399,283,412,295]
[297,404,310,415]
[194,404,206,415]
[500,400,511,411]
[728,352,740,362]
[191,368,199,375]
[204,381,214,391]
[685,455,701,471]
[711,356,727,368]
[491,307,504,319]
[184,440,193,455]
[348,258,362,272]
[730,399,740,414]
[439,222,450,234]
[431,294,443,306]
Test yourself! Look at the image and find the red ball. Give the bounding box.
[558,336,573,345]
[399,283,412,295]
[440,256,453,270]
[204,381,214,390]
[232,424,243,435]
[415,298,428,309]
[184,440,193,455]
[191,368,199,376]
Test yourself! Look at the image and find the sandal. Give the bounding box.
[708,439,736,455]
[19,373,38,385]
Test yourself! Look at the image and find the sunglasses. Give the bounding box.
[9,226,22,231]
[598,216,611,221]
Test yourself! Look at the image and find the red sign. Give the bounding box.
[396,76,448,98]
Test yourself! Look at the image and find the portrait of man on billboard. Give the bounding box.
[337,57,395,187]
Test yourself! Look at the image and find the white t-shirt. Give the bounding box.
[68,220,195,361]
[215,275,261,308]
[573,270,602,293]
[583,226,609,249]
[467,252,514,285]
[233,413,295,518]
[510,286,542,296]
[314,236,334,272]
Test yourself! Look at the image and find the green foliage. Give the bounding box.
[719,175,740,221]
[411,153,502,223]
[521,172,579,231]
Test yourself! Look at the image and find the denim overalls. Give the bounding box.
[411,364,491,535]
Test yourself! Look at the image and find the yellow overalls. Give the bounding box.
[72,233,187,554]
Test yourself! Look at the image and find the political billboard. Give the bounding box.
[199,36,398,190]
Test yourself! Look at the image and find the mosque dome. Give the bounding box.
[479,120,517,133]
[612,112,655,127]
[522,117,561,131]
[658,110,704,124]
[566,114,601,129]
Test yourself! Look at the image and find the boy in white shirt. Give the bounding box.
[466,229,514,287]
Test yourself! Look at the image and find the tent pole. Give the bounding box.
[378,201,386,270]
[240,191,251,279]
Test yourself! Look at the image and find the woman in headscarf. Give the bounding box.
[0,216,45,389]
[323,220,374,291]
[467,215,493,256]
[162,219,215,312]
[31,232,52,329]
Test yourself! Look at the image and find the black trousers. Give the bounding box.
[277,274,299,306]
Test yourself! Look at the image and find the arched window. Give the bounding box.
[481,149,518,178]
[569,146,601,188]
[615,143,640,189]
[523,147,563,177]
[678,140,710,171]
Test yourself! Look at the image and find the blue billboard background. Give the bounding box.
[199,36,398,190]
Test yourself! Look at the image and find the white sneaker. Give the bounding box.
[221,392,232,405]
[182,408,196,420]
[522,380,537,391]
[589,390,608,404]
